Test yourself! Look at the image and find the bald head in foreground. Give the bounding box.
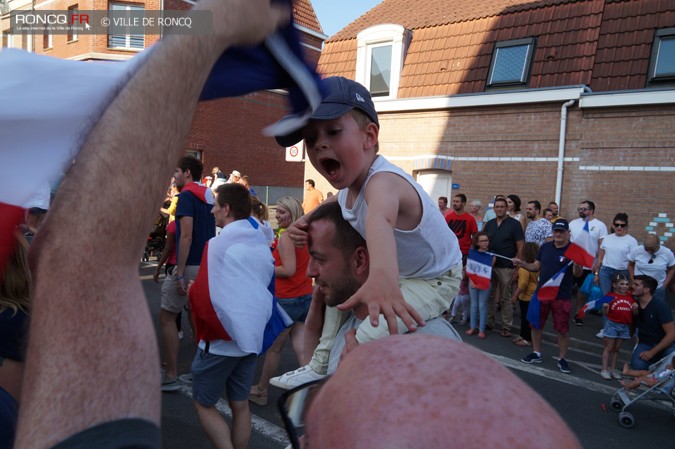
[304,334,582,449]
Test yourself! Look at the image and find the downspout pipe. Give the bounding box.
[555,99,576,208]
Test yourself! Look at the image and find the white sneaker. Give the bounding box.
[600,369,612,380]
[595,330,604,339]
[269,365,326,390]
[612,370,623,380]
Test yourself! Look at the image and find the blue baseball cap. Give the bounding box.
[275,76,379,147]
[552,219,569,231]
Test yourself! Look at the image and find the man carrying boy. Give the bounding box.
[271,76,463,388]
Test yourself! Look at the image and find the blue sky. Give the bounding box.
[312,0,382,37]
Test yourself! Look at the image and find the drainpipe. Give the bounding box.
[555,99,576,208]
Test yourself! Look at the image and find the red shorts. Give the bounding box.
[538,299,572,334]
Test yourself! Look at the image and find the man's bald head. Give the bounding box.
[643,234,660,252]
[305,335,581,449]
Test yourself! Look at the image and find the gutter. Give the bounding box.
[555,99,576,207]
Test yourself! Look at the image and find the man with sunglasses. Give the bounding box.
[569,200,608,325]
[628,234,675,303]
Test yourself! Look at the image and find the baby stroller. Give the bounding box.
[609,355,675,428]
[143,212,168,261]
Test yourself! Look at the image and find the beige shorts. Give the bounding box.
[355,263,463,342]
[160,264,200,313]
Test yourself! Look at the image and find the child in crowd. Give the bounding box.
[621,356,675,390]
[600,275,637,380]
[271,77,463,388]
[512,242,540,347]
[466,232,495,339]
[449,275,470,326]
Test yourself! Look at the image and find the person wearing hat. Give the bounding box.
[269,76,463,389]
[227,170,242,184]
[513,218,583,374]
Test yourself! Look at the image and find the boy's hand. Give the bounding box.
[337,275,424,334]
[287,216,310,247]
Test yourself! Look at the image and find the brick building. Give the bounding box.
[307,0,675,247]
[1,0,326,203]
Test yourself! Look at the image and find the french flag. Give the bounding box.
[181,183,214,206]
[466,249,493,290]
[578,294,614,319]
[189,220,292,355]
[0,0,322,274]
[565,221,596,268]
[537,261,573,302]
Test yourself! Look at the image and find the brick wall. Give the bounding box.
[305,102,675,248]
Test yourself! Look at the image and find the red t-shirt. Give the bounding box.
[445,211,478,255]
[606,293,635,325]
[272,244,313,299]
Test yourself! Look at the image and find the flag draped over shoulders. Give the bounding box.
[189,220,276,355]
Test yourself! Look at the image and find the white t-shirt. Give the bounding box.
[600,233,638,270]
[569,217,608,269]
[628,245,675,289]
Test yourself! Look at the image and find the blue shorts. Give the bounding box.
[278,294,312,322]
[0,386,18,449]
[191,350,256,406]
[603,320,631,340]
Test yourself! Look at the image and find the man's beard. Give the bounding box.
[323,271,361,308]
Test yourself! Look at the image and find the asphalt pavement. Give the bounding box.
[139,261,675,449]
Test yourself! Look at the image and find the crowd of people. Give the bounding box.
[439,193,675,378]
[1,1,672,447]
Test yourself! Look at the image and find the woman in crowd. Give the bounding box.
[469,199,484,231]
[506,194,526,231]
[0,232,31,448]
[250,196,275,247]
[249,196,312,405]
[594,213,638,295]
[466,232,495,339]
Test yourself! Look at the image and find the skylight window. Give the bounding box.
[487,38,535,87]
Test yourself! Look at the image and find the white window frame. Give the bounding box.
[44,30,52,49]
[68,5,79,42]
[107,2,144,50]
[356,24,410,100]
[647,27,675,85]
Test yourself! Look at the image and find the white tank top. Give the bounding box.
[338,156,461,279]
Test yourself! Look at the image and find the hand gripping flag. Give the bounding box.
[565,221,596,268]
[0,0,324,273]
[537,261,573,302]
[466,249,493,290]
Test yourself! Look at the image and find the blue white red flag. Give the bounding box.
[0,0,322,274]
[565,220,596,268]
[466,249,493,290]
[189,220,290,355]
[537,261,573,302]
[181,183,214,205]
[578,294,614,318]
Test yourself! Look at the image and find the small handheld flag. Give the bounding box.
[466,249,493,290]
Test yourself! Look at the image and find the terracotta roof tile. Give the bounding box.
[318,0,675,95]
[292,0,323,34]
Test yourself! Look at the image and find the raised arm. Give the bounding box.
[336,173,423,334]
[17,2,289,448]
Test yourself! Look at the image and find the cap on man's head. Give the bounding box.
[275,76,379,147]
[230,170,241,178]
[551,219,569,231]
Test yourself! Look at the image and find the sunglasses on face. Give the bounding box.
[613,223,627,228]
[578,207,589,212]
[278,378,330,449]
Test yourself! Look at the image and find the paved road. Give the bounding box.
[140,262,675,448]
